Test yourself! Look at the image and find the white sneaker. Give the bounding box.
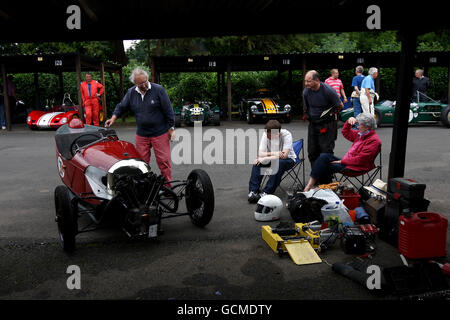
[247,191,260,203]
[1,126,5,130]
[260,192,268,198]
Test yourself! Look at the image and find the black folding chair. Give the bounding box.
[261,139,306,193]
[333,147,382,190]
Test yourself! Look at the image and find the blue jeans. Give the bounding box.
[352,98,362,129]
[0,103,6,127]
[249,158,295,194]
[310,153,346,184]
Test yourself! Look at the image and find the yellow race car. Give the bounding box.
[239,89,292,124]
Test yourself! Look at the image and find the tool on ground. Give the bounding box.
[262,222,322,265]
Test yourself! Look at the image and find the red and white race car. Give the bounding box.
[27,93,81,130]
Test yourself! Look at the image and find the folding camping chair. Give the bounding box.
[333,147,382,190]
[261,138,306,193]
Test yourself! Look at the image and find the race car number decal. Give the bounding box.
[57,156,65,178]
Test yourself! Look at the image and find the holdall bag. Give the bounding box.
[287,192,328,223]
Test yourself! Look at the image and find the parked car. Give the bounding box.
[239,89,292,124]
[340,92,450,128]
[27,93,81,130]
[54,119,215,252]
[174,101,220,126]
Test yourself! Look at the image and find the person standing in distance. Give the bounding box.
[360,67,379,116]
[351,65,365,128]
[105,67,175,183]
[303,70,343,181]
[80,72,104,126]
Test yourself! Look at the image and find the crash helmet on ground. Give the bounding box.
[254,194,283,221]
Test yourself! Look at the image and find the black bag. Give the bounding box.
[287,192,327,223]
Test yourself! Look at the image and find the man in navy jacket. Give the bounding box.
[105,67,175,183]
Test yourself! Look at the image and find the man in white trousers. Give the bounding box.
[360,67,379,116]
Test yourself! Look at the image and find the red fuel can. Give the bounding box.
[398,212,448,259]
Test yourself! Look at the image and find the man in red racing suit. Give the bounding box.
[80,73,104,126]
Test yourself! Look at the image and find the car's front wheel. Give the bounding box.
[374,109,383,127]
[440,106,450,128]
[246,110,254,124]
[54,185,78,253]
[186,169,215,227]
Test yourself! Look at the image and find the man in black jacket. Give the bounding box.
[105,67,175,183]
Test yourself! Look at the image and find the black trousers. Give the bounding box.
[307,120,337,168]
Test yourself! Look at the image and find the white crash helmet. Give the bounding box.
[254,195,283,221]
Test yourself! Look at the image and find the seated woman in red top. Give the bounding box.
[304,113,381,191]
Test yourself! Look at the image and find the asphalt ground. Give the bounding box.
[0,120,449,301]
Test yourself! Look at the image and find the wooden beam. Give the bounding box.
[75,55,84,122]
[100,63,107,123]
[217,71,221,110]
[58,72,64,102]
[150,57,156,83]
[1,64,11,131]
[387,30,418,182]
[119,68,126,123]
[227,62,232,121]
[448,62,450,106]
[34,72,40,108]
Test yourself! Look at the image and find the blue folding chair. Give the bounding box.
[261,139,306,193]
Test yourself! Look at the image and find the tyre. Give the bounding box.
[374,109,383,127]
[284,115,291,123]
[185,169,215,227]
[212,113,220,126]
[54,185,78,253]
[440,106,450,128]
[246,109,254,124]
[174,114,181,127]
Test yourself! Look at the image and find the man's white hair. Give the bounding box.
[129,67,149,83]
[369,67,378,75]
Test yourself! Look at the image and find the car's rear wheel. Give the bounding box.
[185,169,214,227]
[440,106,450,128]
[374,109,383,127]
[174,114,181,127]
[54,185,78,253]
[212,113,220,126]
[246,110,254,124]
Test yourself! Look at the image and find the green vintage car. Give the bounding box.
[174,101,221,127]
[340,93,450,128]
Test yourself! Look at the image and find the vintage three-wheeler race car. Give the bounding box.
[54,119,215,252]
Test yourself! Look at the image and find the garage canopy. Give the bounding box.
[151,51,450,73]
[0,0,448,41]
